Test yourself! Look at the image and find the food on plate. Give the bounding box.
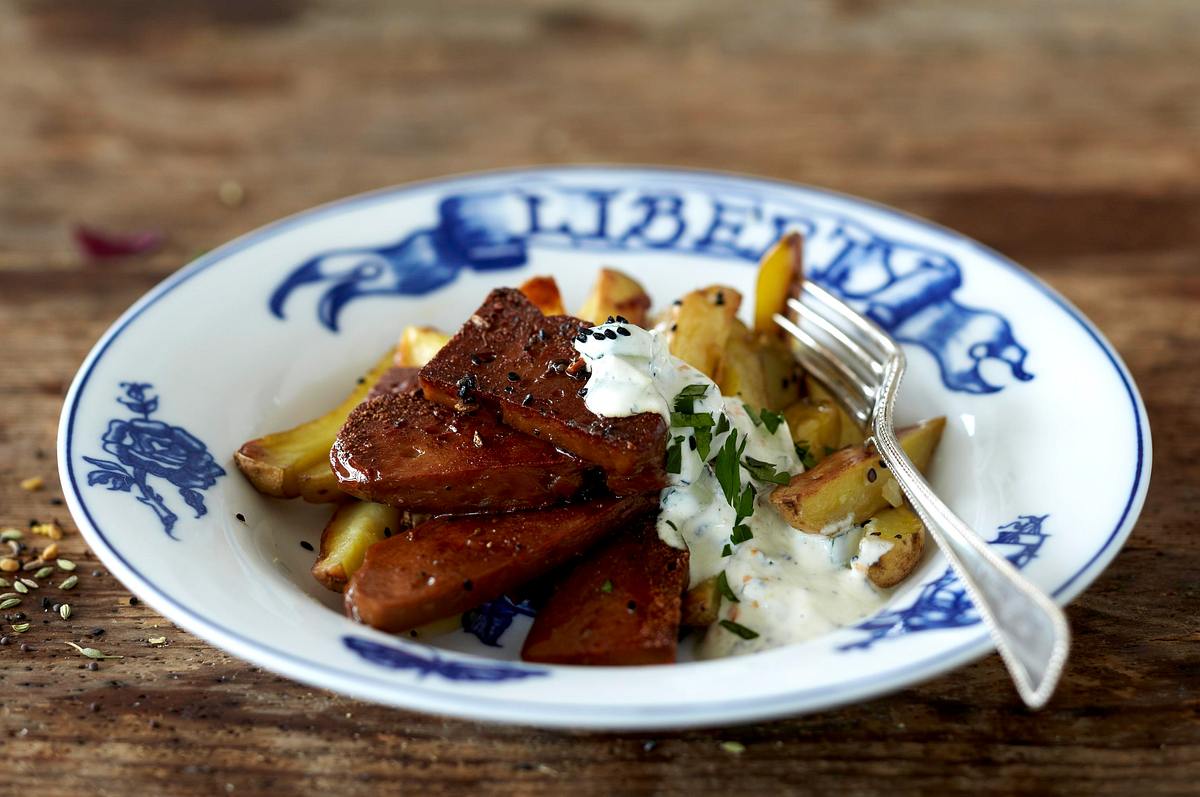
[233,348,396,500]
[235,233,948,664]
[519,275,567,315]
[856,506,926,588]
[345,494,655,632]
[311,501,408,592]
[521,517,689,665]
[753,232,804,335]
[419,288,669,494]
[769,417,945,535]
[576,267,652,327]
[397,326,451,368]
[332,391,595,512]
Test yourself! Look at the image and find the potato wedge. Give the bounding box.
[805,374,864,448]
[856,507,926,588]
[397,326,451,368]
[715,323,771,410]
[577,268,652,327]
[519,275,567,316]
[295,458,344,504]
[666,285,742,379]
[770,417,946,534]
[234,348,395,499]
[681,575,721,627]
[757,333,804,411]
[754,232,804,335]
[312,501,406,592]
[783,400,842,466]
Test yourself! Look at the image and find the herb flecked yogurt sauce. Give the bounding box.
[575,321,891,658]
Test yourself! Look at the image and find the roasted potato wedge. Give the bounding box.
[577,268,652,327]
[521,519,689,666]
[805,374,864,448]
[783,400,842,465]
[757,333,804,411]
[681,575,721,628]
[519,275,567,316]
[856,507,926,588]
[754,232,804,335]
[666,285,742,379]
[234,348,395,500]
[311,501,406,592]
[397,326,451,368]
[770,417,946,534]
[295,458,344,504]
[715,322,771,410]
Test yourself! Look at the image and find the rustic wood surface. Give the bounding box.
[1,1,1197,794]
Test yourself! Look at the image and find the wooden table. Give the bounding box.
[2,2,1196,794]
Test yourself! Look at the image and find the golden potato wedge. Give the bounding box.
[856,507,926,588]
[715,322,771,409]
[666,285,742,379]
[577,268,652,327]
[311,501,405,592]
[783,400,842,465]
[519,275,567,316]
[397,326,451,368]
[682,576,721,628]
[805,374,864,448]
[754,232,804,335]
[295,458,344,504]
[757,333,804,411]
[234,348,396,499]
[770,417,946,534]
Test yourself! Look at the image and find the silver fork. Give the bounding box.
[774,281,1070,709]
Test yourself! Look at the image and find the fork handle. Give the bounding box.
[872,361,1071,709]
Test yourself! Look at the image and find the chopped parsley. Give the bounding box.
[670,411,715,429]
[733,483,756,525]
[714,413,730,436]
[758,408,785,434]
[730,524,753,544]
[664,519,678,531]
[721,544,733,557]
[741,456,791,485]
[719,619,760,640]
[694,426,713,461]
[794,442,818,469]
[716,571,739,603]
[713,430,743,504]
[665,436,684,474]
[672,384,710,414]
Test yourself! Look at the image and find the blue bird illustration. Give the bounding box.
[270,192,530,331]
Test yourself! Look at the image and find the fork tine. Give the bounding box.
[786,297,883,387]
[772,313,873,422]
[802,282,894,360]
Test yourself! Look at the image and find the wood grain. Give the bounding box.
[1,1,1197,794]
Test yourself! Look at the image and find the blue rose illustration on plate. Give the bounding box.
[84,382,225,538]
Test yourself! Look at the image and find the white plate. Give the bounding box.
[58,166,1151,729]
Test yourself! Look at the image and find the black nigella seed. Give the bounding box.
[49,497,63,506]
[507,372,520,382]
[672,299,682,306]
[129,597,140,606]
[714,291,725,306]
[41,597,51,610]
[463,579,474,592]
[457,384,472,399]
[503,385,514,394]
[90,627,104,637]
[87,661,98,671]
[866,468,877,483]
[235,513,246,523]
[604,329,617,340]
[616,315,628,324]
[470,355,482,366]
[606,316,615,324]
[576,332,588,342]
[522,393,534,407]
[616,327,631,337]
[300,541,314,552]
[878,459,888,470]
[383,527,393,538]
[627,600,637,612]
[356,377,366,385]
[592,332,605,341]
[894,534,903,540]
[537,328,548,342]
[577,387,588,398]
[670,324,678,332]
[0,637,7,646]
[688,437,697,451]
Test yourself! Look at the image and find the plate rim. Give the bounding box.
[56,164,1153,729]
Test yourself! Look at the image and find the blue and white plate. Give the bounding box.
[58,167,1151,729]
